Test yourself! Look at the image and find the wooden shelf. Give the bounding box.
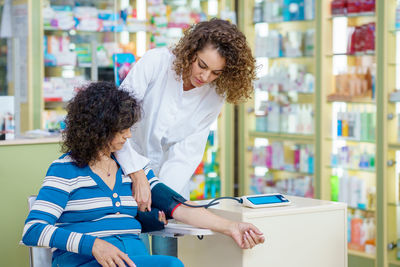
[388,143,400,150]
[254,19,315,25]
[326,137,376,144]
[348,249,375,259]
[389,259,400,266]
[326,166,375,173]
[249,165,313,176]
[388,202,400,207]
[268,55,314,60]
[45,65,113,69]
[326,96,375,104]
[327,52,375,57]
[330,12,375,19]
[347,206,376,213]
[249,131,315,142]
[44,27,144,34]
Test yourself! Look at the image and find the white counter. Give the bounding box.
[0,137,61,146]
[178,196,347,267]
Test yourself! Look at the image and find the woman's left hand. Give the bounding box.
[158,211,168,225]
[229,222,265,249]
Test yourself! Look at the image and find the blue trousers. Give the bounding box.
[52,235,183,267]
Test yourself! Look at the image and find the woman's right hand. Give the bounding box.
[129,169,152,211]
[92,238,136,267]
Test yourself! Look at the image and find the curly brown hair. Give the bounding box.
[172,18,256,104]
[62,81,142,167]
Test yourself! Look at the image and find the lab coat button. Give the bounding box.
[115,202,121,207]
[113,193,118,198]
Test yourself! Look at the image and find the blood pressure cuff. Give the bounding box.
[136,208,165,233]
[150,182,187,220]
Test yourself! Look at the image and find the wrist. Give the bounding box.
[129,170,145,181]
[222,221,237,237]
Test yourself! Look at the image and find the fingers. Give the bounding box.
[242,233,251,249]
[107,259,116,267]
[244,231,256,248]
[158,211,167,225]
[248,229,265,244]
[113,256,126,267]
[147,198,152,212]
[136,195,151,212]
[138,203,147,212]
[119,252,136,267]
[249,224,263,235]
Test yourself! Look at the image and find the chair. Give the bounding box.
[26,195,52,267]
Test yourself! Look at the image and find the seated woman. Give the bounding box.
[21,81,264,267]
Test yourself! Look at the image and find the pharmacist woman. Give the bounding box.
[115,18,256,255]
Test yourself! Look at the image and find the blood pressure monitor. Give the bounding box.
[242,193,291,208]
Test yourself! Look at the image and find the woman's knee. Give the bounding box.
[168,256,184,267]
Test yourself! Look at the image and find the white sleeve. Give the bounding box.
[158,106,223,195]
[116,49,160,174]
[119,48,158,99]
[115,139,150,175]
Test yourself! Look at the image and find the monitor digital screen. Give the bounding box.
[247,195,288,205]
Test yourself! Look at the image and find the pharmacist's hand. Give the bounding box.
[129,170,152,212]
[92,238,136,267]
[229,222,265,249]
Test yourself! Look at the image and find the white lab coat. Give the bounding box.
[115,48,224,197]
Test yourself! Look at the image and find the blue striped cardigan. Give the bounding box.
[21,153,182,256]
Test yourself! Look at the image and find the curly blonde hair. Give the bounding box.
[172,18,256,104]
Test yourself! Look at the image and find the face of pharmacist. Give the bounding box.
[109,128,131,152]
[189,45,226,88]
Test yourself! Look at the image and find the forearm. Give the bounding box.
[172,201,234,236]
[129,168,152,211]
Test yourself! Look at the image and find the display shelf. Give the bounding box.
[240,1,388,266]
[44,65,113,69]
[268,56,314,60]
[388,202,400,207]
[239,0,317,200]
[44,27,145,34]
[386,0,400,266]
[330,12,376,19]
[320,2,379,266]
[348,249,376,260]
[389,259,400,266]
[348,206,376,214]
[326,96,375,104]
[326,165,376,173]
[326,137,376,144]
[249,131,315,142]
[388,143,400,150]
[249,165,313,176]
[255,19,315,25]
[327,52,376,57]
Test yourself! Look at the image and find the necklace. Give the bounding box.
[93,155,114,177]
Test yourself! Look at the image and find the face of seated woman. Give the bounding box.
[109,128,132,153]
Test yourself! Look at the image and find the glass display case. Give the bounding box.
[321,0,378,263]
[386,1,400,266]
[241,0,317,199]
[0,0,31,139]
